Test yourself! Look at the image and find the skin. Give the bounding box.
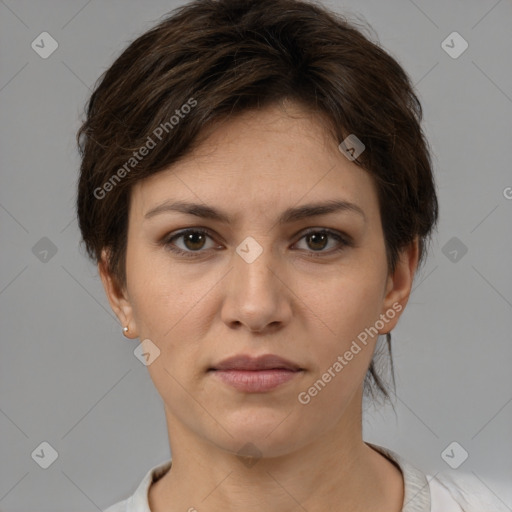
[100,100,419,512]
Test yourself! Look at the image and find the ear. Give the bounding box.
[98,248,138,338]
[378,237,420,334]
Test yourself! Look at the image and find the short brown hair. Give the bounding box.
[76,0,439,402]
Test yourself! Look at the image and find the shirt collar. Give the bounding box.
[366,442,431,512]
[126,443,431,512]
[126,459,172,512]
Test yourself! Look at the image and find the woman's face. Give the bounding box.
[101,101,417,458]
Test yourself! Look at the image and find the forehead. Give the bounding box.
[130,102,379,224]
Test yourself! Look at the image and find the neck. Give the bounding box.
[149,389,403,512]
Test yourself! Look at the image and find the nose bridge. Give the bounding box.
[220,233,289,331]
[233,234,278,293]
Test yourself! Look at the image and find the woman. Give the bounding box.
[76,0,507,510]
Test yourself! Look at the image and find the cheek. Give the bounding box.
[125,247,225,393]
[299,266,386,345]
[295,280,382,414]
[126,242,205,337]
[293,264,386,401]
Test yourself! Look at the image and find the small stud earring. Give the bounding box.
[122,326,129,335]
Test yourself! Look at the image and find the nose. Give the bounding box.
[220,239,292,334]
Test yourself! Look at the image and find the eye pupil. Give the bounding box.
[184,232,206,250]
[307,232,328,251]
[167,229,345,257]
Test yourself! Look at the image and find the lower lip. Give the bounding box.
[211,369,301,392]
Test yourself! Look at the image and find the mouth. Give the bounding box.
[208,354,304,393]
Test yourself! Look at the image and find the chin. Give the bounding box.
[217,434,302,461]
[210,410,312,458]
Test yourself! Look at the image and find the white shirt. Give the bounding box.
[103,442,509,511]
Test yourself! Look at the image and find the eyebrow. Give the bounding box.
[144,199,366,224]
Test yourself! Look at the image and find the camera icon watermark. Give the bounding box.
[441,32,468,59]
[134,338,161,366]
[236,442,262,468]
[441,441,468,469]
[442,236,468,263]
[32,237,58,263]
[31,32,59,59]
[338,134,365,161]
[31,441,58,469]
[236,236,263,264]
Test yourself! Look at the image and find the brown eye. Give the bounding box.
[305,232,329,251]
[162,229,218,257]
[182,231,207,251]
[294,228,352,257]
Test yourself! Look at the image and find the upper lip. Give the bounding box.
[209,354,302,371]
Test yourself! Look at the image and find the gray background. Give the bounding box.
[1,0,511,510]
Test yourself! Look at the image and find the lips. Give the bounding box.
[208,354,304,393]
[209,354,302,372]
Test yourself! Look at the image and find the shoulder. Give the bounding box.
[428,471,510,512]
[103,499,129,512]
[102,460,172,512]
[366,442,509,512]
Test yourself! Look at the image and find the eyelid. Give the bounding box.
[161,227,353,257]
[161,228,220,256]
[297,227,352,244]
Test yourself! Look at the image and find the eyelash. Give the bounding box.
[160,228,352,259]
